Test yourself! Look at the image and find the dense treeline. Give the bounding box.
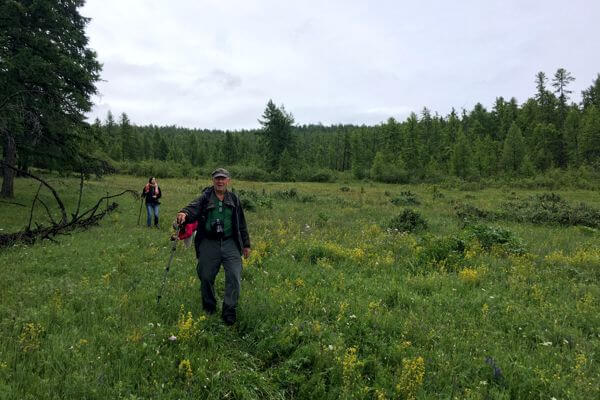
[7,69,600,186]
[82,69,600,184]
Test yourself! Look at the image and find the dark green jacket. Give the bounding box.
[180,187,250,257]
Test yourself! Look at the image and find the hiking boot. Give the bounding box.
[202,302,216,315]
[203,307,215,315]
[222,314,236,326]
[221,304,236,325]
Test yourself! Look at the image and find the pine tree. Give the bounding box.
[579,106,600,166]
[257,100,295,170]
[402,113,420,173]
[1,0,101,197]
[120,113,134,161]
[582,74,600,110]
[104,111,122,161]
[501,122,525,174]
[142,134,153,160]
[156,135,169,161]
[223,131,238,164]
[450,127,472,178]
[532,123,562,170]
[350,128,371,179]
[563,108,581,166]
[278,148,296,181]
[552,68,575,128]
[534,71,557,126]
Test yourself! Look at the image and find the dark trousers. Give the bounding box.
[196,238,242,318]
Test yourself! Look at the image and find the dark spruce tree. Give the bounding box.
[552,68,575,128]
[257,100,295,171]
[582,74,600,110]
[1,0,101,197]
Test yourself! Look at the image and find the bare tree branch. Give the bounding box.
[73,171,84,219]
[0,200,27,207]
[0,166,137,249]
[37,197,57,226]
[0,161,68,223]
[72,189,132,226]
[27,183,43,230]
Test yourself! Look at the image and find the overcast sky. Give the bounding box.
[81,0,600,130]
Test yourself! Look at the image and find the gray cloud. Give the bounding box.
[82,0,600,129]
[194,69,242,91]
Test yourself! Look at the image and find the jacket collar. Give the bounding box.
[206,188,235,208]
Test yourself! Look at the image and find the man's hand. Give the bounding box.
[243,247,251,259]
[176,212,187,225]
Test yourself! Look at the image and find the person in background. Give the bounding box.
[176,168,251,325]
[141,177,161,228]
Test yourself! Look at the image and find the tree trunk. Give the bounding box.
[1,133,16,198]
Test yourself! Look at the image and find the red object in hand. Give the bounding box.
[178,221,198,240]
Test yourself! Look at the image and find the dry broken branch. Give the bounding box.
[0,166,137,249]
[0,161,68,224]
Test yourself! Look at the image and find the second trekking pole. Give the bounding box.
[137,197,144,225]
[157,226,180,304]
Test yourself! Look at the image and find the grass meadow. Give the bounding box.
[0,174,599,399]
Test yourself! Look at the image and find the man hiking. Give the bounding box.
[176,168,251,325]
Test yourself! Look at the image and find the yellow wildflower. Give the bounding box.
[482,303,489,318]
[459,268,480,284]
[178,359,193,382]
[396,356,425,400]
[19,322,44,353]
[176,304,205,341]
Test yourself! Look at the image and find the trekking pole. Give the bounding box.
[157,225,181,304]
[137,197,143,225]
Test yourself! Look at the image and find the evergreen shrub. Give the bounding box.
[415,235,466,272]
[500,193,600,228]
[233,189,273,211]
[465,224,526,254]
[388,209,428,233]
[390,191,421,206]
[454,203,497,224]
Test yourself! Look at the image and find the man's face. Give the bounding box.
[212,176,230,191]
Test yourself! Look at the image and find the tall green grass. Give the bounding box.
[1,175,598,399]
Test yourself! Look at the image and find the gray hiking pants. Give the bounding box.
[196,237,242,316]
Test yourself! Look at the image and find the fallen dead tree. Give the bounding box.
[0,162,137,249]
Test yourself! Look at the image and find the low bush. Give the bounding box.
[499,193,600,228]
[464,224,526,255]
[390,191,421,206]
[415,235,466,272]
[388,209,428,233]
[233,189,273,211]
[454,203,497,224]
